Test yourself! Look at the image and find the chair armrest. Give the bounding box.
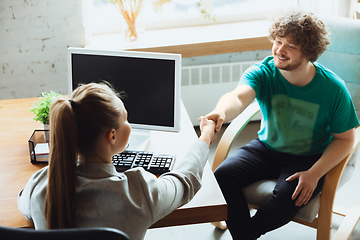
[320,126,360,205]
[212,102,261,171]
[316,126,360,237]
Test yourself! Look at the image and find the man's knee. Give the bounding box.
[214,162,231,185]
[270,180,300,210]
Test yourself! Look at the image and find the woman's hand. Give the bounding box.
[198,116,217,146]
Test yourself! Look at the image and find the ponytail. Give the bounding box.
[44,99,78,229]
[44,82,122,229]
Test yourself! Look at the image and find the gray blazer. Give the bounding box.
[18,140,209,240]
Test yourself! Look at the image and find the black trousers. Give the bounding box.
[214,138,325,240]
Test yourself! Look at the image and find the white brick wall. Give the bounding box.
[0,0,88,100]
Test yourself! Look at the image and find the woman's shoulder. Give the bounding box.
[29,166,49,185]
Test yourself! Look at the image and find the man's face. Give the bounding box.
[272,36,307,71]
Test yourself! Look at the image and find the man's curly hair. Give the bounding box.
[268,10,330,62]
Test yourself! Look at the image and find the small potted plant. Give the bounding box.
[30,91,61,141]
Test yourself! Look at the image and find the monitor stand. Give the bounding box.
[127,129,150,151]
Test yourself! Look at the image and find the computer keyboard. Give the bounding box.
[112,150,175,174]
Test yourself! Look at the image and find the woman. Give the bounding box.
[18,82,217,240]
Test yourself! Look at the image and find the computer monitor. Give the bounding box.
[67,47,181,150]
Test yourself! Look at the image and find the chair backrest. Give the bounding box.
[0,226,130,240]
[317,16,360,118]
[317,16,360,188]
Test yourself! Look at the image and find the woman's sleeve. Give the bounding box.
[125,139,209,224]
[17,167,48,221]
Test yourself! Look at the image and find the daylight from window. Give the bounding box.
[90,0,300,34]
[89,0,336,35]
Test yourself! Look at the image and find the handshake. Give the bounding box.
[197,115,220,147]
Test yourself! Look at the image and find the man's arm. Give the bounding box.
[203,84,256,133]
[287,128,355,206]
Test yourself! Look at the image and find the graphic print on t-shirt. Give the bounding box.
[267,94,319,154]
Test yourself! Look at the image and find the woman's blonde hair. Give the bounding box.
[44,82,122,229]
[268,9,330,62]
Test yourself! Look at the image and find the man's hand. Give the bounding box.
[286,170,321,206]
[287,128,355,207]
[199,112,225,133]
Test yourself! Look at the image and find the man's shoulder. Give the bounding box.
[260,55,275,65]
[314,62,346,87]
[247,56,276,75]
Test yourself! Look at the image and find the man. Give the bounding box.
[204,10,359,240]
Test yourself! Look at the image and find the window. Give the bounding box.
[87,0,341,35]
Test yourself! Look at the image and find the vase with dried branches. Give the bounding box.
[107,0,144,41]
[106,0,214,42]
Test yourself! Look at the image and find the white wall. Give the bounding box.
[0,0,88,100]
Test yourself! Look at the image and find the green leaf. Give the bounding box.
[30,91,61,125]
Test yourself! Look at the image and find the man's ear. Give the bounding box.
[108,129,116,145]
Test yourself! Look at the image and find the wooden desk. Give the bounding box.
[0,98,227,228]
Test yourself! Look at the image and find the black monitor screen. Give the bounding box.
[70,51,178,130]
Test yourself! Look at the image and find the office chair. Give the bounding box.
[211,16,360,240]
[0,226,130,240]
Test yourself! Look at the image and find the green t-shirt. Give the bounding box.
[240,56,359,155]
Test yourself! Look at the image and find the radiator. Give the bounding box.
[181,60,262,125]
